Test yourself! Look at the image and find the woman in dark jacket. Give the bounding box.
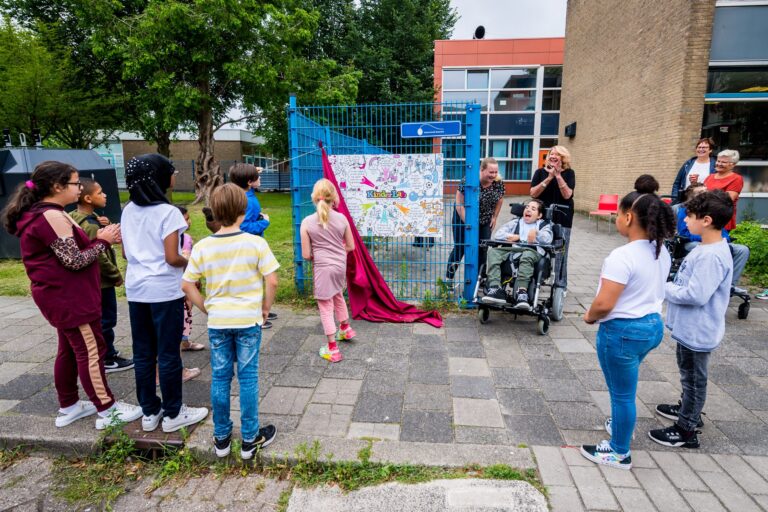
[670,138,716,204]
[530,145,575,289]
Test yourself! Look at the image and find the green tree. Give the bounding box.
[355,0,457,103]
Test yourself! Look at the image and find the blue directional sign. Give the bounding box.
[400,121,462,138]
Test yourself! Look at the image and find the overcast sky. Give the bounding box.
[449,0,567,40]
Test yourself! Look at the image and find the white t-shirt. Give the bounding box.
[685,161,710,189]
[122,202,187,303]
[597,240,671,322]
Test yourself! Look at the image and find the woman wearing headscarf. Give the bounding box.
[121,154,208,434]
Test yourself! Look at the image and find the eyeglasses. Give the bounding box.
[715,161,733,166]
[67,181,83,187]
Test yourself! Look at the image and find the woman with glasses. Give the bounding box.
[704,149,743,232]
[671,138,716,205]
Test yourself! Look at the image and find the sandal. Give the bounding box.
[181,341,206,351]
[182,367,201,382]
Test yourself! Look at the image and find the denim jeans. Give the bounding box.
[596,313,664,454]
[676,343,710,432]
[101,286,119,359]
[446,210,491,279]
[209,325,262,441]
[129,298,184,418]
[555,227,571,289]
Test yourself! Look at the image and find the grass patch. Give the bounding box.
[0,446,27,471]
[48,434,541,510]
[0,191,304,303]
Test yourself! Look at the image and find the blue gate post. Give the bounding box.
[462,103,482,305]
[288,94,305,293]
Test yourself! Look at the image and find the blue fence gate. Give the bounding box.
[288,95,482,304]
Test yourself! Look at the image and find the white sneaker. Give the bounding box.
[142,409,164,432]
[95,401,143,430]
[162,404,209,433]
[55,401,97,428]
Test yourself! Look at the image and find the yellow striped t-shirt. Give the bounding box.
[182,232,279,329]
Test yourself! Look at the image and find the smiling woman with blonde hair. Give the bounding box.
[530,145,575,289]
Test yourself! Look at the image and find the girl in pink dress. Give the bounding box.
[300,179,356,362]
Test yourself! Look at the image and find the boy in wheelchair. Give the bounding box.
[668,183,751,318]
[481,199,553,309]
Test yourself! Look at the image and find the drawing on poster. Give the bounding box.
[329,153,444,238]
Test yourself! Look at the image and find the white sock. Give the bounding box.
[59,403,80,415]
[98,404,117,418]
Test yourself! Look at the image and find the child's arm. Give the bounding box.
[665,255,728,306]
[300,223,313,260]
[535,223,553,245]
[584,278,626,324]
[163,231,188,268]
[240,195,270,236]
[343,221,354,252]
[262,271,278,324]
[182,280,207,315]
[492,220,517,242]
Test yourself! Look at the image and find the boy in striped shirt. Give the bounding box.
[182,183,279,459]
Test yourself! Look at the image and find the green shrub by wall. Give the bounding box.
[730,221,768,286]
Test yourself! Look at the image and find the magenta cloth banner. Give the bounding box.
[321,148,443,327]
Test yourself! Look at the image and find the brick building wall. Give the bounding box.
[558,0,716,212]
[122,140,250,164]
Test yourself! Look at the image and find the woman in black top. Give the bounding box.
[446,157,505,282]
[530,146,575,289]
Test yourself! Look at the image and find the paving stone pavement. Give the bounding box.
[1,213,767,510]
[0,455,290,511]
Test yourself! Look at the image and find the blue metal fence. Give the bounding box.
[288,95,481,304]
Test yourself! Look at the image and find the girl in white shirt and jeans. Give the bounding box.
[122,155,208,434]
[580,185,675,470]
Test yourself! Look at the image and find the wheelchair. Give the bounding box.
[664,235,751,320]
[473,203,568,335]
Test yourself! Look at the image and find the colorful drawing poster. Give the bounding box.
[329,153,444,238]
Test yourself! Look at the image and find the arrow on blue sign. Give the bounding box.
[400,121,461,138]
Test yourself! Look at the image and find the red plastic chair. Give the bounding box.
[589,194,619,232]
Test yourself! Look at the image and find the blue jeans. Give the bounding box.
[596,313,664,455]
[101,287,119,359]
[209,325,262,441]
[129,298,184,418]
[676,344,710,432]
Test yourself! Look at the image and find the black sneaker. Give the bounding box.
[267,312,278,321]
[214,434,232,458]
[104,356,134,374]
[655,402,704,427]
[262,320,273,330]
[648,424,700,448]
[514,290,530,310]
[241,425,276,460]
[482,287,507,305]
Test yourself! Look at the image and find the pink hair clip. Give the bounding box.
[25,180,35,190]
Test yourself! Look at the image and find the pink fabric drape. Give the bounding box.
[321,148,443,328]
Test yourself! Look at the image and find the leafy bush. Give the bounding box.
[730,221,768,286]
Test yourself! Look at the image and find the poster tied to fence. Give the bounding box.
[329,153,444,238]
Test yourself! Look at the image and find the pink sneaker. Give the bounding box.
[319,346,343,363]
[336,326,356,342]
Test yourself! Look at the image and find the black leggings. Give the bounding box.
[446,210,491,279]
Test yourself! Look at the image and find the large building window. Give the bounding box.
[702,102,768,161]
[441,66,562,181]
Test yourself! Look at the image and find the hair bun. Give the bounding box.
[634,174,660,194]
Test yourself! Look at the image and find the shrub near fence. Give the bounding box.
[730,221,768,286]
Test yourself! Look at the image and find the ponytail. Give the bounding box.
[618,191,675,259]
[316,199,332,229]
[310,178,339,230]
[1,161,76,235]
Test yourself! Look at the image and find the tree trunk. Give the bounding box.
[193,103,223,205]
[156,130,171,157]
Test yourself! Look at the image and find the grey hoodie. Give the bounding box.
[665,239,733,352]
[492,218,553,256]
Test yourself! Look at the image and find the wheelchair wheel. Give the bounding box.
[536,316,550,336]
[478,307,490,324]
[738,301,750,320]
[550,287,565,322]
